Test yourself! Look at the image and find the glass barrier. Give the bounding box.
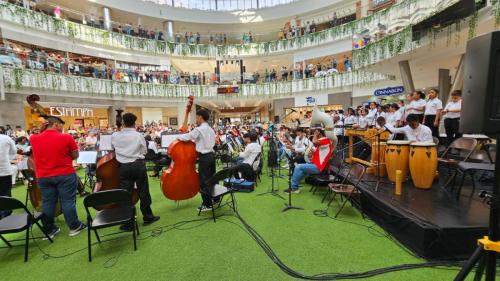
[143,0,298,11]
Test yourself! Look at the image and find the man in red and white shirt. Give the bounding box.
[30,116,85,239]
[286,129,333,193]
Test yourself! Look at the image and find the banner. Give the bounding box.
[374,86,405,97]
[295,94,328,107]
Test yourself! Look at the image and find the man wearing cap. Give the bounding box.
[30,116,86,239]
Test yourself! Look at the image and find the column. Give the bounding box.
[164,20,174,42]
[103,7,112,31]
[448,54,465,102]
[438,69,451,101]
[398,60,415,95]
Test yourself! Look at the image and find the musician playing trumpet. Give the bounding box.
[284,128,334,194]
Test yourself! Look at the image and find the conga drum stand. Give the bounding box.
[454,136,500,281]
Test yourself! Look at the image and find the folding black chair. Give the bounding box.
[198,168,236,222]
[327,163,367,218]
[0,196,53,262]
[83,190,138,262]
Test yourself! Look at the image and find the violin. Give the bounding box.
[95,110,139,206]
[160,96,199,201]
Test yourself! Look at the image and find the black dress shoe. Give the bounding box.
[143,216,160,226]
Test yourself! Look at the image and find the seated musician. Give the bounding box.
[285,128,334,194]
[285,128,310,164]
[232,132,261,181]
[378,114,434,143]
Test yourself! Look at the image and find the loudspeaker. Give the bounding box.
[461,31,500,137]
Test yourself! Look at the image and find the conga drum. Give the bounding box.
[385,141,410,182]
[409,142,438,189]
[371,142,387,177]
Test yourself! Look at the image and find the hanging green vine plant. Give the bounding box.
[468,11,478,39]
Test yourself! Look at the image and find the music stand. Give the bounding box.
[98,134,112,151]
[161,134,181,149]
[77,151,98,191]
[282,153,303,212]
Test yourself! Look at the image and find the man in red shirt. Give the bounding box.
[286,128,333,193]
[30,117,85,239]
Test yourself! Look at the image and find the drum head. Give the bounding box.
[387,140,410,145]
[411,142,436,147]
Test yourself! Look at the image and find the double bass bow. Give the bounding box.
[161,96,199,200]
[94,110,139,205]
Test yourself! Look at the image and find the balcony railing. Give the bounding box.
[0,0,459,58]
[1,67,394,99]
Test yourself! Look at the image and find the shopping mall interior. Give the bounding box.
[0,0,499,280]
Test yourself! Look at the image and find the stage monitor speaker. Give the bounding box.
[460,31,500,137]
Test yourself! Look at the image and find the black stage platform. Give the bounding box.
[338,168,494,260]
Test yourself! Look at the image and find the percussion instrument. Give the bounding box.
[371,142,387,177]
[345,128,390,172]
[385,140,410,182]
[409,142,438,189]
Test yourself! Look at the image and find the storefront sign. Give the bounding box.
[374,86,405,97]
[49,106,94,118]
[217,86,239,94]
[294,94,328,107]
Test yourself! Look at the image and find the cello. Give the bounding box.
[161,96,199,200]
[94,110,139,205]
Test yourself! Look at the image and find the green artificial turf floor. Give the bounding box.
[0,166,469,281]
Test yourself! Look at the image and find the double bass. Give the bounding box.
[94,110,139,205]
[161,96,199,200]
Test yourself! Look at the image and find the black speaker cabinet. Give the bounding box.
[461,31,500,137]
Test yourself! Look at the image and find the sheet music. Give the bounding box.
[161,134,181,148]
[99,134,113,151]
[77,151,98,164]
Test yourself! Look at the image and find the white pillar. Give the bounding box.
[165,20,174,42]
[103,7,112,31]
[0,68,5,101]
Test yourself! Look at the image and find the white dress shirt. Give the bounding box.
[385,124,434,143]
[178,122,215,154]
[386,111,402,127]
[111,128,147,163]
[443,100,462,119]
[0,134,17,176]
[424,98,443,115]
[358,116,369,129]
[407,99,426,115]
[293,136,311,153]
[239,142,261,170]
[344,115,358,125]
[148,141,159,154]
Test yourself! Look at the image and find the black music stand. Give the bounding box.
[258,128,285,200]
[282,153,303,212]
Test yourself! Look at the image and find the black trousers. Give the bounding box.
[118,160,154,218]
[0,175,12,218]
[153,157,171,175]
[198,152,216,207]
[444,118,462,146]
[424,115,439,138]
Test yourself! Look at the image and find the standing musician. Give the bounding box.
[0,127,16,219]
[441,90,463,145]
[111,113,160,229]
[405,91,426,123]
[286,128,334,194]
[423,88,443,138]
[378,114,433,143]
[178,109,216,213]
[30,116,86,239]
